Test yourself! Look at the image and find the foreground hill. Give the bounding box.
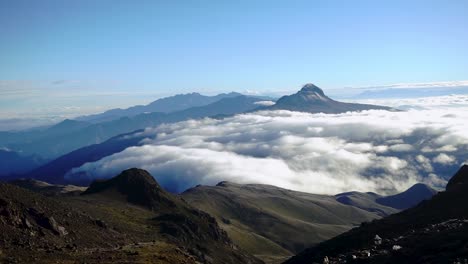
[285,165,468,263]
[181,181,435,263]
[0,168,261,264]
[265,84,392,113]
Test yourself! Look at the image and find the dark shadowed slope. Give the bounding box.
[266,84,392,113]
[182,181,381,263]
[0,149,45,178]
[25,130,144,184]
[0,168,261,264]
[285,165,468,264]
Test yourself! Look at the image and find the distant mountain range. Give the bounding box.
[265,84,393,113]
[76,92,245,123]
[286,165,468,263]
[335,183,437,216]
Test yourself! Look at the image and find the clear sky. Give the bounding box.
[1,0,468,120]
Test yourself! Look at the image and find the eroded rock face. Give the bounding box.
[0,204,68,237]
[154,210,230,245]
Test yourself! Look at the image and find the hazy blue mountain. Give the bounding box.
[25,131,144,184]
[376,183,438,210]
[0,119,91,147]
[76,92,243,123]
[335,183,437,216]
[266,84,393,113]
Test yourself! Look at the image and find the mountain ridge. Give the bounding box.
[76,91,244,123]
[181,180,435,262]
[285,165,468,263]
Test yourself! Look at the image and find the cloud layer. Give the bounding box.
[66,99,468,195]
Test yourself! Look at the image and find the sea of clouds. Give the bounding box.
[66,95,468,195]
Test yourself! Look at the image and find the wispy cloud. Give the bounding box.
[347,80,468,90]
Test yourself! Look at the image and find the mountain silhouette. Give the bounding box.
[267,83,393,113]
[77,92,244,123]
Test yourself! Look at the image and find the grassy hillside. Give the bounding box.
[182,181,380,262]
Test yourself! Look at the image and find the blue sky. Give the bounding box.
[1,0,468,120]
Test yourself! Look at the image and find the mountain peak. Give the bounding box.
[376,183,437,210]
[267,83,392,113]
[84,168,161,192]
[299,83,325,96]
[446,164,468,192]
[83,168,175,210]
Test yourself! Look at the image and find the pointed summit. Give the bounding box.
[266,83,392,113]
[376,183,437,210]
[299,83,326,96]
[83,168,176,210]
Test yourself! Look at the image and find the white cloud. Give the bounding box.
[254,100,276,106]
[349,80,468,89]
[389,144,414,152]
[66,97,468,195]
[345,95,468,110]
[433,153,457,165]
[415,155,433,172]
